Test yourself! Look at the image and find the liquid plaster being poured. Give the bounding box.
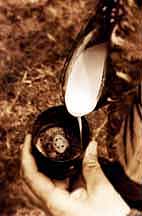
[65,43,107,117]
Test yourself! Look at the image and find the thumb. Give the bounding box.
[83,141,109,194]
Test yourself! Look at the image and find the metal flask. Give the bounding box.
[32,105,90,179]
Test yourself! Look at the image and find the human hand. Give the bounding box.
[21,134,130,216]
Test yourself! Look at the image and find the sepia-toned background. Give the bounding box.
[0,0,141,215]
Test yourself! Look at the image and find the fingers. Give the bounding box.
[22,134,72,213]
[22,179,49,213]
[83,141,109,194]
[22,134,55,197]
[70,188,87,202]
[22,134,38,175]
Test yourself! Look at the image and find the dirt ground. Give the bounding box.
[0,0,141,215]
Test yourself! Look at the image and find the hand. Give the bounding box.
[21,134,130,216]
